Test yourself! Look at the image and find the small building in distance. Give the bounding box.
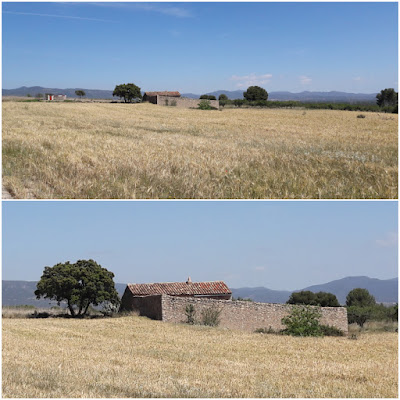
[142,91,181,104]
[120,278,232,314]
[142,91,219,109]
[45,94,67,101]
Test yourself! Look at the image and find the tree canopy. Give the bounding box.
[34,259,120,316]
[287,290,340,307]
[376,88,398,107]
[218,94,228,101]
[200,94,217,100]
[75,90,86,98]
[243,86,268,101]
[113,83,142,103]
[346,288,376,307]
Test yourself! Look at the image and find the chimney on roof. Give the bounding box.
[186,276,192,284]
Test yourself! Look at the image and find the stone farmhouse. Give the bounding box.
[142,91,181,104]
[120,278,348,334]
[142,91,219,109]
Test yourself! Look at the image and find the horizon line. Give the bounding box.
[2,86,383,96]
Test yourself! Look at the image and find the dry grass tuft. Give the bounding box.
[2,102,398,198]
[2,315,398,397]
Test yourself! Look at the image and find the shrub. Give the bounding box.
[357,114,366,118]
[100,301,119,317]
[185,304,196,324]
[320,325,344,336]
[255,326,278,334]
[281,305,323,337]
[233,99,245,107]
[170,99,177,107]
[30,311,50,319]
[198,100,216,110]
[201,305,222,326]
[234,297,253,302]
[347,306,374,327]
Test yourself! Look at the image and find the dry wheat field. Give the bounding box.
[2,316,398,398]
[2,101,398,199]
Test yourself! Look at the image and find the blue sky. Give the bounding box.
[2,201,397,290]
[2,2,398,93]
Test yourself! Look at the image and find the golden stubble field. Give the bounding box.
[2,316,398,398]
[2,102,398,199]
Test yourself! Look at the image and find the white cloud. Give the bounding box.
[91,3,193,18]
[376,232,398,248]
[353,77,362,81]
[2,10,115,22]
[300,75,312,85]
[230,73,272,88]
[254,266,266,271]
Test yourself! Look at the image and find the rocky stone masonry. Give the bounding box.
[157,95,219,109]
[160,295,349,334]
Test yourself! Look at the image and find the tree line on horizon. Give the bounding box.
[25,83,398,113]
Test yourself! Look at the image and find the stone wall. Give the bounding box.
[157,95,219,109]
[160,295,348,334]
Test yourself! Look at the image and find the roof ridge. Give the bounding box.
[128,280,226,285]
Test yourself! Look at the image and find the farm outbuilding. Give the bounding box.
[45,94,67,101]
[119,278,348,333]
[142,91,181,104]
[120,278,232,315]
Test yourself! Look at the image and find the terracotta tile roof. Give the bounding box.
[127,280,231,296]
[144,91,181,97]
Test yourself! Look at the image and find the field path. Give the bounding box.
[2,185,13,199]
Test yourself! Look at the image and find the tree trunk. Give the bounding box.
[67,300,75,316]
[83,302,91,316]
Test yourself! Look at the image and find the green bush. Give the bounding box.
[320,325,344,336]
[201,305,221,326]
[281,305,323,337]
[185,304,196,324]
[347,306,374,327]
[233,99,245,107]
[198,100,216,110]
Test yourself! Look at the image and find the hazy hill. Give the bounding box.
[183,90,378,103]
[230,287,291,303]
[232,276,398,304]
[2,86,114,99]
[3,86,377,103]
[3,276,397,307]
[300,276,398,304]
[2,280,127,307]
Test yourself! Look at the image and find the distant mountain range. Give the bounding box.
[231,276,398,305]
[2,86,115,99]
[2,276,397,308]
[3,86,378,104]
[183,90,378,103]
